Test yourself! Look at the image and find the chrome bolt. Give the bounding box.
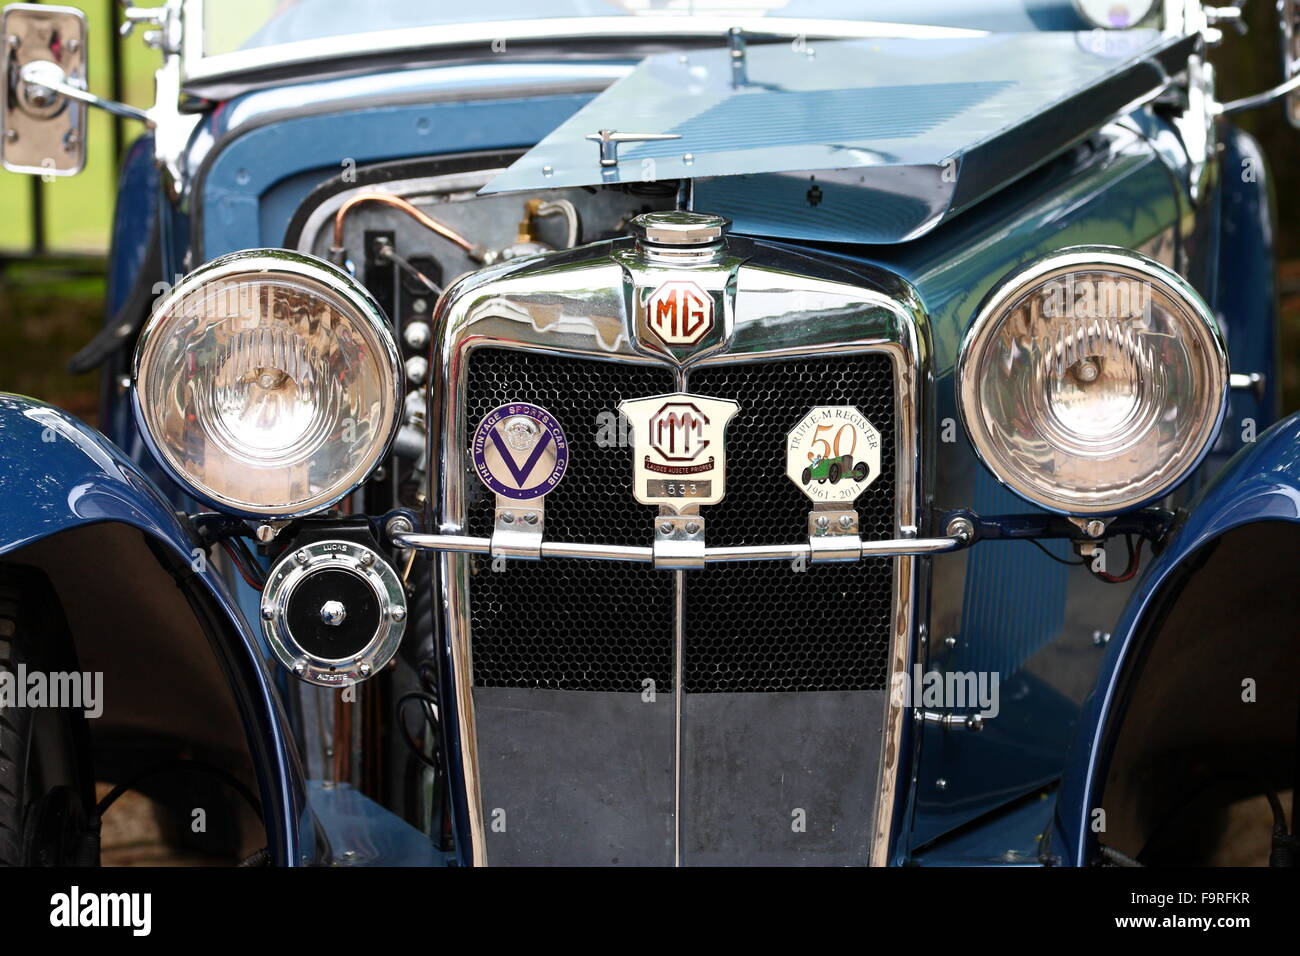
[838,515,853,530]
[944,635,958,650]
[660,522,674,535]
[320,600,347,626]
[292,659,307,675]
[359,550,375,567]
[501,512,515,524]
[542,165,554,177]
[390,605,407,622]
[815,515,830,530]
[685,521,700,535]
[682,153,695,165]
[358,662,372,678]
[385,515,414,541]
[255,524,276,543]
[261,606,274,621]
[523,512,539,525]
[1084,519,1106,538]
[403,321,431,350]
[1092,630,1111,647]
[405,355,428,385]
[935,778,949,792]
[411,298,428,314]
[945,516,975,542]
[295,549,309,564]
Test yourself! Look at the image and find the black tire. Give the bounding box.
[0,564,95,866]
[829,462,841,484]
[801,467,811,485]
[853,462,868,482]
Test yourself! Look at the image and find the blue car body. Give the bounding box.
[2,0,1294,866]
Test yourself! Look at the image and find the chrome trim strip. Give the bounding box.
[181,13,986,82]
[395,532,962,562]
[431,234,929,866]
[673,569,685,868]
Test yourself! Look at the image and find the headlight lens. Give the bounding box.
[958,246,1227,515]
[133,250,401,517]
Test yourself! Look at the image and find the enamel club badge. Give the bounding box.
[619,393,739,511]
[786,406,881,503]
[472,403,569,500]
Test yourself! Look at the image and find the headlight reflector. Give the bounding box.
[958,246,1227,515]
[133,250,401,517]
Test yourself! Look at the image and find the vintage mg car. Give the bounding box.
[0,0,1296,868]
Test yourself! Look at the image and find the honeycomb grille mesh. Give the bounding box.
[684,355,895,692]
[464,348,676,692]
[460,347,897,694]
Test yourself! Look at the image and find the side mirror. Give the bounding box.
[1,3,87,177]
[1284,0,1300,127]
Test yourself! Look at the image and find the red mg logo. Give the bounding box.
[649,402,710,461]
[646,280,714,346]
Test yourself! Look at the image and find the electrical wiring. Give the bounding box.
[1091,534,1144,584]
[220,539,265,591]
[1025,536,1087,566]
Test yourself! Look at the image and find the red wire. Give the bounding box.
[220,541,265,591]
[1092,534,1144,584]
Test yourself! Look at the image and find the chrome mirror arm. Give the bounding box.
[18,60,152,126]
[1214,69,1300,114]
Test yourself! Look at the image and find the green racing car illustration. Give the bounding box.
[801,453,870,485]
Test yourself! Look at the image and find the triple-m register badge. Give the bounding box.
[619,393,739,511]
[472,403,569,500]
[786,405,881,503]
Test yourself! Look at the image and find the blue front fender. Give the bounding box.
[1053,410,1300,865]
[0,393,310,865]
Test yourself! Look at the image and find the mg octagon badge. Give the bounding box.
[619,393,739,510]
[786,406,881,503]
[643,279,714,347]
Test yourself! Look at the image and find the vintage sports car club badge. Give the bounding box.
[472,403,569,500]
[786,406,881,503]
[619,393,739,510]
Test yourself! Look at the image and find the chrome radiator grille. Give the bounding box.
[463,347,897,694]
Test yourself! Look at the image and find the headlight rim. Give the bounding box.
[957,244,1228,517]
[131,248,404,519]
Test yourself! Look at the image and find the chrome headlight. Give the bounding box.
[133,250,401,517]
[957,246,1227,515]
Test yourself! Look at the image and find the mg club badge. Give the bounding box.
[619,393,739,511]
[786,406,881,503]
[472,403,569,500]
